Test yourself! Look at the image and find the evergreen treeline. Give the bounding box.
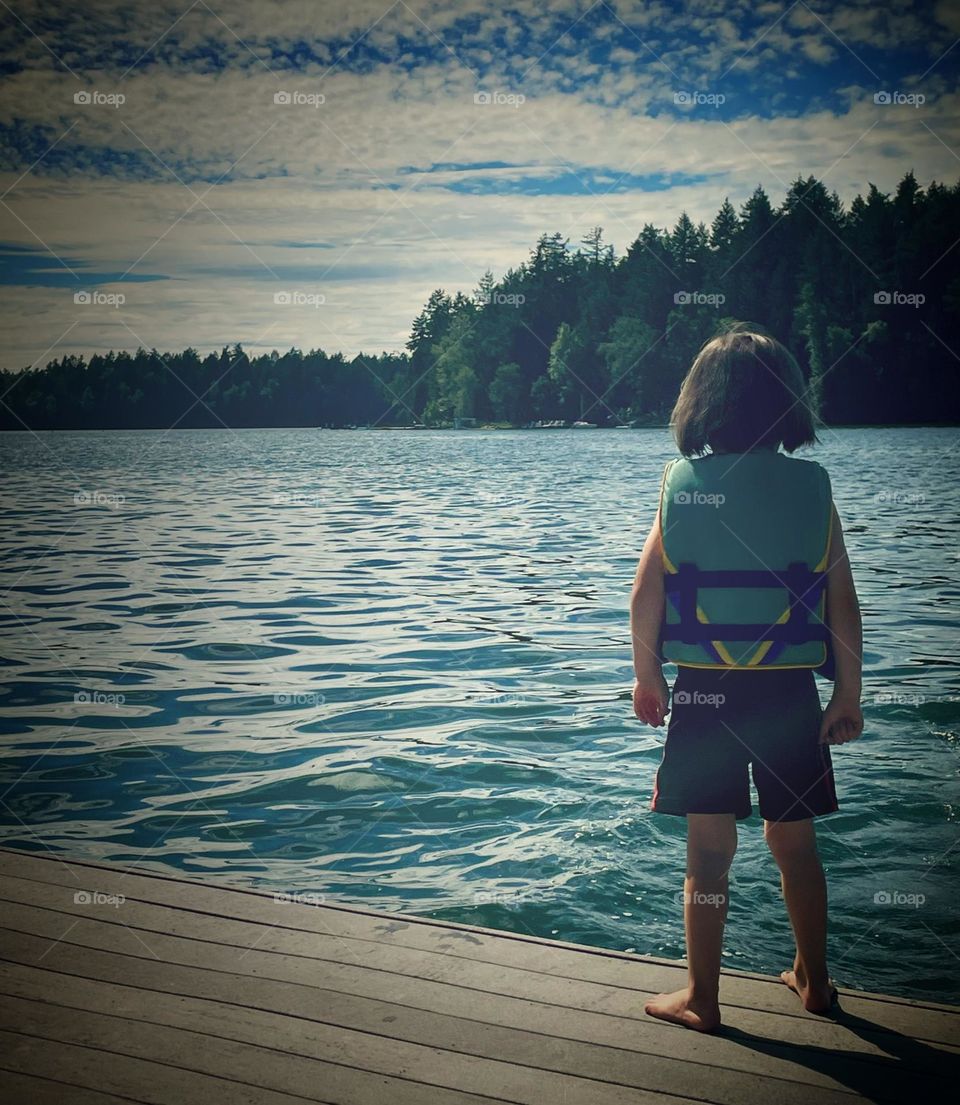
[3,171,958,430]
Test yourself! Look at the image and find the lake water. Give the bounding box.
[1,426,958,1003]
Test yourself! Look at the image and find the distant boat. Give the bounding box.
[571,420,597,428]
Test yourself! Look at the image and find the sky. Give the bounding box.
[0,0,958,370]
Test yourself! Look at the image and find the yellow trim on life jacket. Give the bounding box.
[674,659,827,670]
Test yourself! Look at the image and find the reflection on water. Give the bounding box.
[0,426,958,1001]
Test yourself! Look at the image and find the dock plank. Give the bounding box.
[0,846,957,1105]
[0,936,923,1105]
[1,890,957,1077]
[0,1068,145,1105]
[2,851,956,1031]
[1,865,956,1049]
[0,1027,326,1105]
[0,991,702,1105]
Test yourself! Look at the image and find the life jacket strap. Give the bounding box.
[662,561,829,646]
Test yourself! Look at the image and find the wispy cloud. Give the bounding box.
[0,0,957,368]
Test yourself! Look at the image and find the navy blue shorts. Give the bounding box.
[651,666,839,822]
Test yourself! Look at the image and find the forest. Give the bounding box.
[2,171,958,430]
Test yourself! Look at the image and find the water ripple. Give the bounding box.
[0,427,958,1001]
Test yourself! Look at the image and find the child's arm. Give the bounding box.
[630,509,669,727]
[820,502,865,745]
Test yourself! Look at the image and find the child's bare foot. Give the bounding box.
[780,968,837,1014]
[644,988,721,1032]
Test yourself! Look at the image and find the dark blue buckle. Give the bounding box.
[662,561,828,645]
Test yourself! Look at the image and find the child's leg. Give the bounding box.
[645,813,736,1032]
[764,817,834,1012]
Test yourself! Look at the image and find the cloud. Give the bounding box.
[0,0,956,370]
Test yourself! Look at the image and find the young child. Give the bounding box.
[630,322,864,1033]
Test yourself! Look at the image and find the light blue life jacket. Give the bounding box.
[659,449,833,670]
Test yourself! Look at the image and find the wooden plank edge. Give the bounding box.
[1,845,955,1016]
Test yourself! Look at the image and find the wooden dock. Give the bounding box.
[0,846,956,1104]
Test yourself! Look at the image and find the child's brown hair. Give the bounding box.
[670,321,819,456]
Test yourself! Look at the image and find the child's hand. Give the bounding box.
[819,693,864,745]
[633,669,669,727]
